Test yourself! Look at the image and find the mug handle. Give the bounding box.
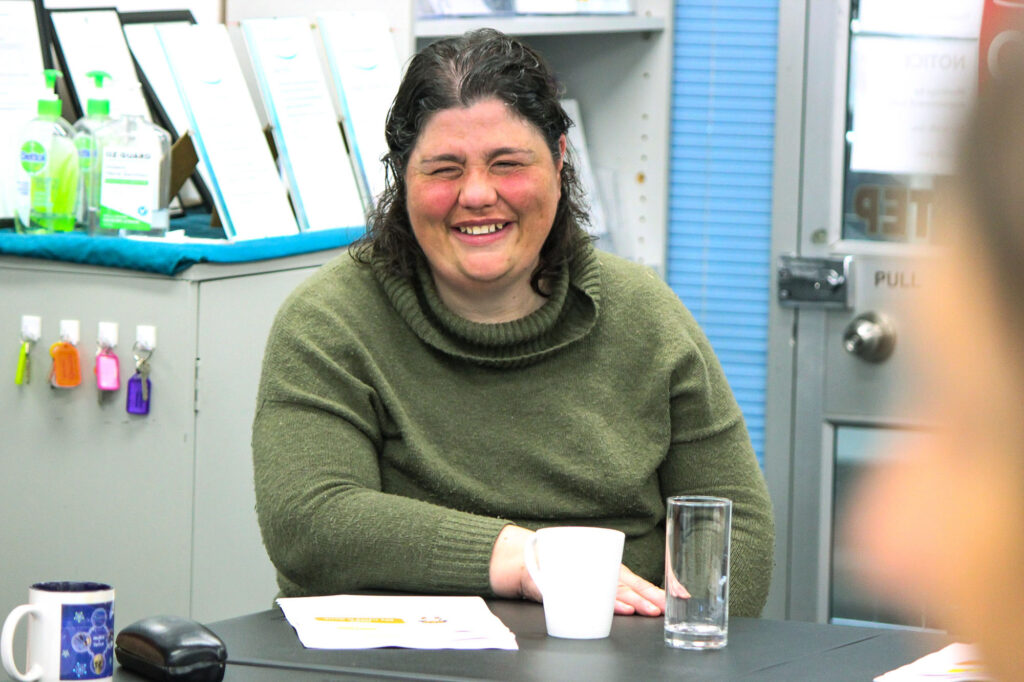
[523,534,545,597]
[1,605,44,682]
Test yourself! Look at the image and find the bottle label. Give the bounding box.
[20,140,46,173]
[76,137,97,171]
[98,145,165,232]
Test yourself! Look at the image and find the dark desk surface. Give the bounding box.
[114,601,950,681]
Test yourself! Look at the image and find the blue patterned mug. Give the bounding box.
[1,582,115,682]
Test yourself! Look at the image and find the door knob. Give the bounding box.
[843,312,896,362]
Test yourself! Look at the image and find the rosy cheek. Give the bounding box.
[409,179,458,221]
[494,172,554,208]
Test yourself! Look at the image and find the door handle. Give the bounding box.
[843,312,896,362]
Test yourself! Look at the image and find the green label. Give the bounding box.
[19,141,46,173]
[98,205,149,231]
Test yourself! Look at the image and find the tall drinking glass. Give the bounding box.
[664,496,732,649]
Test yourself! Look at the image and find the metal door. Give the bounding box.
[765,0,990,625]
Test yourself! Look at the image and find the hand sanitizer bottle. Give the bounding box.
[73,70,112,234]
[13,69,78,234]
[94,84,171,238]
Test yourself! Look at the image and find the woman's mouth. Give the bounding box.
[454,222,508,235]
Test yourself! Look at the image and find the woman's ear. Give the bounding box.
[557,134,566,175]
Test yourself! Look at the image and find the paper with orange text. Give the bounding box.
[276,594,518,650]
[874,642,991,681]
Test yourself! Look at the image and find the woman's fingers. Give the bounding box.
[615,565,666,616]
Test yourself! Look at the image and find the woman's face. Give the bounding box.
[404,97,564,308]
[846,203,1024,681]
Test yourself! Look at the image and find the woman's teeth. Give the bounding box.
[456,223,504,235]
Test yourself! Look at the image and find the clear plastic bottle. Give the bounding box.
[93,84,171,238]
[13,69,79,234]
[73,70,112,235]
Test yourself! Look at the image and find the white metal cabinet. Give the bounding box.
[0,250,341,630]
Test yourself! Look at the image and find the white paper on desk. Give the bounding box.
[276,595,518,650]
[317,10,401,206]
[49,10,151,120]
[0,0,47,219]
[874,642,992,681]
[157,23,299,240]
[849,35,976,176]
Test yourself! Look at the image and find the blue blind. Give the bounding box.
[668,0,778,464]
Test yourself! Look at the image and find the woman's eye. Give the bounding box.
[494,161,521,169]
[431,167,460,176]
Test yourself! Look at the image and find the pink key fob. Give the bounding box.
[95,351,120,391]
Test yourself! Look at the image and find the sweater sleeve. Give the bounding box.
[657,321,775,618]
[251,292,510,598]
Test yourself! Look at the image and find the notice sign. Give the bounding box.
[856,0,983,38]
[849,36,977,176]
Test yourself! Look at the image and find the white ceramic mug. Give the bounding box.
[523,526,625,639]
[1,582,115,682]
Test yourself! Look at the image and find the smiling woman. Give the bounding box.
[404,98,564,322]
[252,29,775,620]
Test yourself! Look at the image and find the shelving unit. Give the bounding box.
[415,14,665,37]
[0,1,675,627]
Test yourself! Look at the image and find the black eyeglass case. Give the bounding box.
[114,615,227,682]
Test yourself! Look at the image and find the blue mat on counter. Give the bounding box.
[0,214,364,276]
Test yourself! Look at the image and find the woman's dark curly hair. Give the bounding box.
[350,28,591,296]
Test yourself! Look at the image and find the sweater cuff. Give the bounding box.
[426,515,512,595]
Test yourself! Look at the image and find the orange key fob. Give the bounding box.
[50,342,82,388]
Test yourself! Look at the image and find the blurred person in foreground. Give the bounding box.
[252,29,774,616]
[847,53,1024,681]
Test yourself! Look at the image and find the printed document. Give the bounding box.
[874,642,991,681]
[49,10,150,119]
[277,595,518,650]
[317,11,401,205]
[0,0,46,218]
[242,16,366,232]
[157,23,298,239]
[849,35,976,175]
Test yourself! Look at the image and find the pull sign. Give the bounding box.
[777,255,852,309]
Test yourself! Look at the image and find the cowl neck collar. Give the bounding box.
[374,243,602,368]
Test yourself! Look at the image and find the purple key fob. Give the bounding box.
[126,373,151,415]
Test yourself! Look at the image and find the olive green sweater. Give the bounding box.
[252,244,774,616]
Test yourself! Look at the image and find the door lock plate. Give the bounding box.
[777,255,851,309]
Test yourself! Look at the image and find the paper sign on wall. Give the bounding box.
[856,0,983,39]
[849,35,977,176]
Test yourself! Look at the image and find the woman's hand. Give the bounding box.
[489,525,666,616]
[614,565,666,616]
[489,525,542,601]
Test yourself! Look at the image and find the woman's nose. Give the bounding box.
[458,169,498,208]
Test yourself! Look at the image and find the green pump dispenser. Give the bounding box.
[74,70,112,232]
[14,69,79,233]
[36,69,62,117]
[84,70,112,117]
